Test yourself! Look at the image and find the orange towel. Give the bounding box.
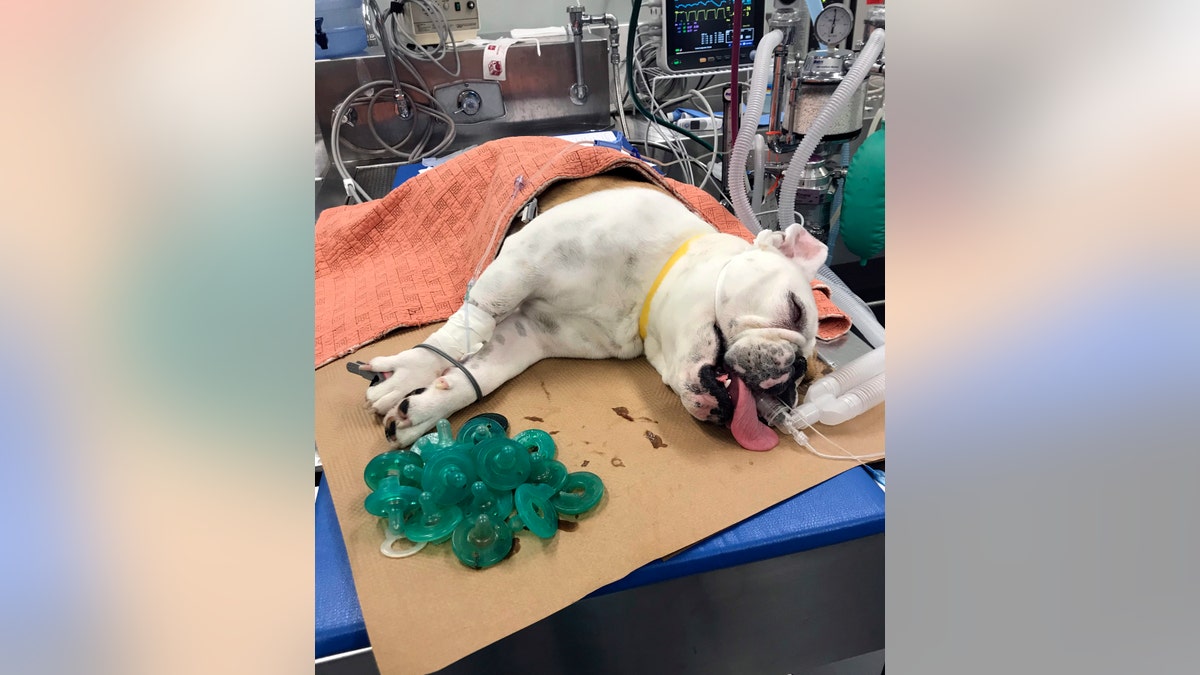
[811,281,853,341]
[314,136,850,368]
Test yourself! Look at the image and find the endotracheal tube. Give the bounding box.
[758,371,886,461]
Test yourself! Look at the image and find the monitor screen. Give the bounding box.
[663,0,765,72]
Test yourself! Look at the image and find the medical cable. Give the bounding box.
[758,387,886,463]
[383,0,462,78]
[411,343,483,402]
[795,416,885,462]
[622,81,749,117]
[686,88,721,195]
[635,52,695,183]
[626,0,715,153]
[330,80,456,203]
[612,60,631,139]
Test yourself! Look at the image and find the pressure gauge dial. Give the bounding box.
[814,4,854,46]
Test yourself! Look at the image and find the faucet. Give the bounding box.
[567,5,620,105]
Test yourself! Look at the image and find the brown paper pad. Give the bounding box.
[316,324,885,675]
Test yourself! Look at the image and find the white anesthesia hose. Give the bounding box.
[752,133,767,206]
[729,29,784,233]
[760,372,886,430]
[811,372,885,425]
[817,264,886,347]
[778,29,885,231]
[805,345,885,404]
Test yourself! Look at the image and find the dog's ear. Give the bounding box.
[778,223,828,280]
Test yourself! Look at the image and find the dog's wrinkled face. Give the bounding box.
[681,225,827,436]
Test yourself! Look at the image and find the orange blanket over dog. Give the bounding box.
[314,136,849,368]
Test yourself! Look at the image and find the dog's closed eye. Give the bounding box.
[788,292,806,329]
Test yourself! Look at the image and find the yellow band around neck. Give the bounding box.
[638,235,705,341]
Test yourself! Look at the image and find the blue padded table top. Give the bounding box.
[315,467,885,659]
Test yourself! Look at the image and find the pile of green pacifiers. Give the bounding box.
[362,413,606,569]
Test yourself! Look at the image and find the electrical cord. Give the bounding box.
[685,88,721,195]
[634,50,695,183]
[626,0,715,153]
[330,3,462,203]
[384,0,462,78]
[331,80,456,203]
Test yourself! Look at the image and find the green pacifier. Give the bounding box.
[512,428,556,463]
[363,479,423,536]
[420,449,477,505]
[456,415,508,447]
[527,458,569,491]
[461,480,514,521]
[363,449,424,490]
[550,471,605,516]
[404,491,463,544]
[452,512,513,569]
[413,419,459,459]
[512,483,559,539]
[475,437,532,491]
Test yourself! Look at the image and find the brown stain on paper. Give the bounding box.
[505,537,521,560]
[557,520,579,532]
[611,457,625,467]
[612,406,634,422]
[524,416,544,423]
[644,430,668,449]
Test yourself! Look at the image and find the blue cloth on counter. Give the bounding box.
[315,474,368,658]
[315,467,885,658]
[391,163,426,190]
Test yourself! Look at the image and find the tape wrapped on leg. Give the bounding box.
[429,305,497,360]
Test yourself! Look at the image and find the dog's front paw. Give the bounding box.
[380,377,475,448]
[364,350,444,416]
[380,388,444,448]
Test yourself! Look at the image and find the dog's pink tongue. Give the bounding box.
[727,373,779,451]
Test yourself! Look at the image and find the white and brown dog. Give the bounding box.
[362,174,829,451]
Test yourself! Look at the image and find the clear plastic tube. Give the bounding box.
[804,345,885,404]
[778,30,885,231]
[816,265,885,347]
[729,29,784,233]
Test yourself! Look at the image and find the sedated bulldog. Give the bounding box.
[361,174,830,451]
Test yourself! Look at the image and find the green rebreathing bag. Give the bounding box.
[839,127,886,263]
